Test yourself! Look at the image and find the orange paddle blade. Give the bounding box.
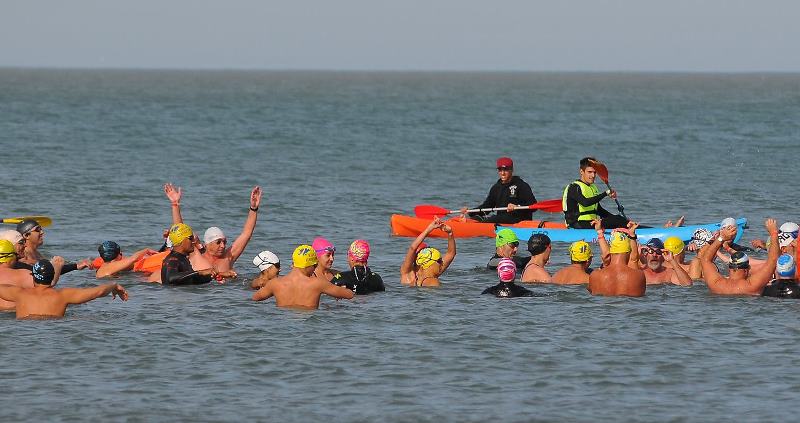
[589,159,610,184]
[414,204,452,219]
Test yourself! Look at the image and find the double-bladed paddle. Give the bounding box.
[415,198,563,219]
[1,216,53,228]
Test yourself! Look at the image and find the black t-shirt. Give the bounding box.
[161,251,212,286]
[482,282,534,298]
[470,176,537,223]
[762,278,800,298]
[333,266,385,295]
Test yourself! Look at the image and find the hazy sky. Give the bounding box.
[2,0,798,71]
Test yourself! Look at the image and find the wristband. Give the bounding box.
[605,189,611,196]
[250,206,259,212]
[171,202,180,207]
[716,236,724,243]
[628,234,637,240]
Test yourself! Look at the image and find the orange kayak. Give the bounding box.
[390,214,567,238]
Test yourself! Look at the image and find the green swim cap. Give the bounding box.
[495,229,519,248]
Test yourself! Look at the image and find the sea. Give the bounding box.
[2,69,800,422]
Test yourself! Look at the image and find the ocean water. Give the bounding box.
[2,69,800,422]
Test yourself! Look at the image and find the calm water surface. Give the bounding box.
[1,70,800,422]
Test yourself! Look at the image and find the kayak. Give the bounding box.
[390,214,567,239]
[500,218,748,244]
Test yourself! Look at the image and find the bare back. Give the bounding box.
[588,264,646,297]
[521,262,551,283]
[12,288,69,318]
[254,269,354,309]
[552,265,590,285]
[0,267,35,309]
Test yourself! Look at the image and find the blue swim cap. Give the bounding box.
[98,241,121,262]
[777,254,796,278]
[645,238,665,250]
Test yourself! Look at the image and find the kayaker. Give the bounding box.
[93,241,159,279]
[161,223,237,286]
[588,229,646,297]
[333,240,385,294]
[16,219,90,273]
[761,254,800,298]
[521,234,551,283]
[250,250,280,289]
[460,157,537,224]
[482,258,535,298]
[701,219,778,295]
[639,238,692,286]
[312,237,340,283]
[253,245,354,309]
[0,259,129,319]
[562,157,628,229]
[400,218,456,287]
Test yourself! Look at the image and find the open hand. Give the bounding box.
[164,183,182,203]
[112,284,129,301]
[765,218,778,236]
[250,186,262,210]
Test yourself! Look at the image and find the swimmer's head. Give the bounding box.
[495,229,519,248]
[0,240,16,263]
[98,241,121,262]
[312,237,335,257]
[16,219,42,236]
[728,251,750,270]
[569,240,593,263]
[292,245,318,269]
[497,258,516,282]
[689,228,713,250]
[720,217,737,229]
[415,247,442,269]
[0,230,23,246]
[168,223,194,246]
[253,250,280,273]
[609,231,631,254]
[31,259,55,285]
[776,254,796,278]
[203,227,225,244]
[778,232,796,249]
[348,240,370,264]
[645,238,664,250]
[664,237,685,255]
[527,234,551,256]
[780,222,799,236]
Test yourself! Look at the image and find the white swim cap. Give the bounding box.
[253,250,280,272]
[0,230,23,245]
[777,254,796,278]
[780,222,799,234]
[778,232,796,249]
[204,227,225,244]
[720,217,736,228]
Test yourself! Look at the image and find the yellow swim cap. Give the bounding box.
[0,239,16,263]
[292,244,318,268]
[415,247,442,269]
[664,237,685,255]
[569,241,593,262]
[609,231,631,254]
[168,223,194,246]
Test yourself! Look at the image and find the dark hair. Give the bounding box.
[527,234,551,255]
[580,157,598,170]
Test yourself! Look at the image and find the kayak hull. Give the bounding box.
[390,214,567,239]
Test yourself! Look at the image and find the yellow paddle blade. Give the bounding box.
[1,216,53,228]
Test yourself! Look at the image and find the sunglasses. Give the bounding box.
[316,247,335,255]
[508,241,519,248]
[642,247,663,256]
[497,167,513,171]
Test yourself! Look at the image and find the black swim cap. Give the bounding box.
[729,251,750,269]
[16,219,40,235]
[98,241,121,262]
[645,238,665,250]
[31,259,55,285]
[527,233,551,255]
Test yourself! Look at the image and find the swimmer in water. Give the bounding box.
[252,245,354,309]
[521,234,552,283]
[312,237,341,282]
[93,241,159,279]
[333,240,385,294]
[0,240,64,311]
[701,219,778,295]
[250,250,280,289]
[761,254,800,298]
[553,218,611,284]
[639,238,692,286]
[0,259,128,319]
[400,218,456,287]
[588,225,646,297]
[15,220,90,273]
[482,258,534,298]
[663,236,703,280]
[160,223,237,285]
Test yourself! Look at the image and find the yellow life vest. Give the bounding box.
[562,180,601,224]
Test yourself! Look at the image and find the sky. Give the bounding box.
[1,0,798,72]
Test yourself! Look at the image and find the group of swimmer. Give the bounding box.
[1,155,797,318]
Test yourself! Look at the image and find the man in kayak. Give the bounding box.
[482,258,535,298]
[521,234,551,283]
[252,245,354,309]
[312,237,340,283]
[701,219,778,295]
[161,223,237,286]
[562,157,628,229]
[0,259,128,319]
[761,254,800,298]
[460,157,537,224]
[333,240,385,294]
[15,219,90,273]
[588,229,645,297]
[639,238,692,286]
[93,241,159,279]
[401,218,456,286]
[250,250,280,289]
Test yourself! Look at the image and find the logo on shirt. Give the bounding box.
[509,185,517,197]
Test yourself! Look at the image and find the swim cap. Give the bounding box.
[98,241,121,262]
[527,234,551,255]
[348,240,370,263]
[664,237,685,255]
[497,258,516,282]
[780,222,799,234]
[203,227,225,244]
[496,157,513,168]
[0,240,16,263]
[720,217,736,228]
[0,230,23,245]
[729,251,750,269]
[415,247,442,269]
[777,254,796,278]
[292,245,318,268]
[495,229,519,248]
[645,238,665,250]
[31,259,55,284]
[312,237,335,256]
[168,223,194,246]
[16,219,40,235]
[569,241,593,262]
[689,228,713,249]
[609,231,631,254]
[415,241,428,253]
[253,250,280,272]
[778,231,796,248]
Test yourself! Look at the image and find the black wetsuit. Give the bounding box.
[161,251,212,286]
[333,266,385,295]
[470,176,537,224]
[761,278,800,298]
[482,282,534,298]
[563,183,628,229]
[13,261,78,273]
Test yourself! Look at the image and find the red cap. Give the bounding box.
[415,242,428,253]
[496,157,513,168]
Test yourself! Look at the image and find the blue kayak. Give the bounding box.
[499,218,747,244]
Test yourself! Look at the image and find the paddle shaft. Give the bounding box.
[599,180,626,219]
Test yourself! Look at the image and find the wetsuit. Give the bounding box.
[160,251,212,286]
[470,176,536,224]
[333,266,385,294]
[13,261,79,273]
[482,282,534,298]
[761,278,800,298]
[563,182,627,229]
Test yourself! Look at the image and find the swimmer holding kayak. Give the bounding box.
[400,218,456,287]
[460,157,537,224]
[588,227,646,297]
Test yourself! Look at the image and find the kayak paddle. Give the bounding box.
[415,198,563,219]
[1,216,53,228]
[588,159,627,219]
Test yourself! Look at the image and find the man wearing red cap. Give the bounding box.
[460,157,537,224]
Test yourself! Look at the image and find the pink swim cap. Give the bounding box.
[312,237,335,255]
[497,258,516,282]
[348,239,370,263]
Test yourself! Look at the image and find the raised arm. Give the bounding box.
[663,251,692,286]
[592,219,610,266]
[229,186,262,263]
[401,218,441,276]
[440,223,457,272]
[748,219,779,290]
[60,283,129,305]
[627,221,640,269]
[701,226,736,285]
[164,183,184,224]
